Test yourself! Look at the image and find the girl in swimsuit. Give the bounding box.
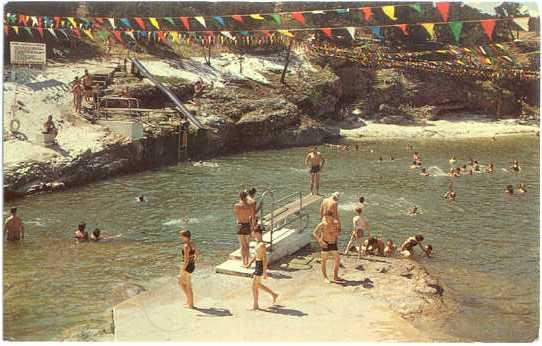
[178,229,199,309]
[246,230,278,310]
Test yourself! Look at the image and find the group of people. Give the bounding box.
[70,69,93,114]
[73,222,121,242]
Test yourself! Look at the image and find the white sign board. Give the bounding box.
[10,42,46,65]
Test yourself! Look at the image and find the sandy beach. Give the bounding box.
[111,252,458,342]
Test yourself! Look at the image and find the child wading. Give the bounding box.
[178,229,199,309]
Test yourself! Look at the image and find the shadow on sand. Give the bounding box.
[261,305,308,317]
[194,307,233,317]
[336,278,374,289]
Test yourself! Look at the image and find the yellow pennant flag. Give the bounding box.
[149,17,160,29]
[485,58,492,65]
[249,14,264,20]
[382,6,397,20]
[456,60,464,65]
[67,17,77,27]
[277,29,294,37]
[172,31,180,44]
[421,23,435,40]
[83,29,94,40]
[495,43,504,49]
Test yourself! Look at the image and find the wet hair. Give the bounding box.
[239,191,248,200]
[248,187,257,196]
[359,196,365,204]
[93,228,100,237]
[10,207,17,214]
[386,239,393,244]
[415,235,424,242]
[138,195,145,201]
[426,245,433,251]
[179,229,191,239]
[355,207,362,214]
[78,223,86,230]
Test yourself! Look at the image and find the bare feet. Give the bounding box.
[333,277,345,283]
[272,293,279,304]
[323,278,331,284]
[249,306,260,311]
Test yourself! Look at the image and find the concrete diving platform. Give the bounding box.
[216,193,321,277]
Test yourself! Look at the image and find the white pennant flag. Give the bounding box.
[513,17,530,31]
[220,31,235,40]
[195,16,206,27]
[30,16,38,26]
[48,28,58,39]
[125,31,136,40]
[345,27,356,40]
[108,18,116,29]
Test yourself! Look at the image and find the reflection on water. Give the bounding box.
[3,135,539,341]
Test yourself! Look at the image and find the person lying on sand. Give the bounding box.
[313,211,342,283]
[384,239,396,257]
[400,235,428,257]
[246,229,278,310]
[420,168,430,176]
[363,237,384,256]
[517,183,527,193]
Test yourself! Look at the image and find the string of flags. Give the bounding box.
[4,16,531,45]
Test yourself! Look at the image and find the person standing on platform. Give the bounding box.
[234,191,255,266]
[304,146,325,195]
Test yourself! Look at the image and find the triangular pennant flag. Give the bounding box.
[24,27,33,37]
[67,17,77,27]
[270,14,281,24]
[164,17,175,27]
[291,12,305,25]
[239,31,249,36]
[213,16,225,27]
[277,29,294,37]
[37,27,44,38]
[480,19,496,40]
[513,17,529,31]
[157,31,165,41]
[72,27,81,37]
[108,18,116,29]
[12,26,19,35]
[449,21,463,42]
[370,26,382,39]
[436,2,450,22]
[134,17,146,30]
[361,7,372,21]
[54,16,60,28]
[232,15,244,23]
[180,17,190,30]
[422,23,435,40]
[220,31,235,40]
[409,4,422,13]
[59,29,69,39]
[47,28,57,39]
[345,27,356,39]
[124,30,135,40]
[249,14,264,20]
[382,6,397,20]
[149,17,160,29]
[4,25,8,35]
[30,16,38,26]
[83,29,94,40]
[195,16,206,27]
[321,27,332,37]
[112,30,122,42]
[397,24,408,35]
[19,15,28,26]
[120,18,132,28]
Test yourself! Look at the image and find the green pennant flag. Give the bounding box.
[270,14,281,25]
[409,4,422,13]
[449,21,463,42]
[163,17,176,27]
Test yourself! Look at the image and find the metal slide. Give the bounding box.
[130,58,207,130]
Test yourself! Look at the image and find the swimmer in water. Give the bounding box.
[411,161,419,170]
[473,161,480,172]
[246,228,278,310]
[517,183,527,193]
[420,168,430,176]
[510,160,521,172]
[505,184,514,195]
[408,206,419,216]
[443,182,456,201]
[412,152,422,165]
[90,228,122,242]
[454,167,462,177]
[74,222,89,242]
[424,245,433,257]
[448,168,455,176]
[4,207,24,241]
[449,155,456,164]
[485,163,495,174]
[178,229,199,309]
[136,195,146,202]
[384,239,396,257]
[357,196,365,210]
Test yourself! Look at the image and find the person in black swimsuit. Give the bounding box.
[178,229,199,309]
[304,146,325,195]
[245,229,278,310]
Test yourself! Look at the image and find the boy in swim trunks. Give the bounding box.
[304,146,325,195]
[234,191,255,266]
[313,211,342,283]
[246,229,278,310]
[4,208,24,241]
[178,229,199,309]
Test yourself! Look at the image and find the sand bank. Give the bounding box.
[111,252,458,342]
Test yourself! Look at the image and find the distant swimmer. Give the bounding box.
[136,195,146,203]
[505,184,514,195]
[246,228,278,310]
[408,206,419,216]
[74,222,89,242]
[343,207,370,257]
[313,211,342,283]
[510,160,521,172]
[178,229,199,309]
[4,208,24,241]
[320,192,341,232]
[424,245,433,257]
[517,183,527,193]
[234,191,255,266]
[420,168,430,176]
[485,163,495,174]
[412,152,422,166]
[449,155,456,165]
[357,196,365,211]
[400,235,429,257]
[473,161,481,172]
[443,183,456,201]
[384,239,396,257]
[305,146,325,195]
[90,228,122,242]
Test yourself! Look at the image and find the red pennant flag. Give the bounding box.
[112,30,122,42]
[72,28,80,37]
[361,7,372,21]
[436,2,450,22]
[38,16,42,28]
[180,17,190,30]
[134,17,146,30]
[398,24,408,35]
[157,31,165,41]
[54,16,60,28]
[95,17,104,24]
[232,15,244,23]
[262,30,271,37]
[480,19,496,40]
[37,27,44,38]
[321,27,332,37]
[4,25,8,35]
[291,12,305,25]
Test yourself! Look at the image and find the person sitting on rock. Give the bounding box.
[384,239,396,257]
[193,78,205,97]
[400,235,428,257]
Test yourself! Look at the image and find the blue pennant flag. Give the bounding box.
[212,16,225,27]
[370,26,383,39]
[120,18,132,28]
[240,30,249,36]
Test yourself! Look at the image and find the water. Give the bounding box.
[3,136,539,341]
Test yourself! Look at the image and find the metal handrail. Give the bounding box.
[259,189,275,252]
